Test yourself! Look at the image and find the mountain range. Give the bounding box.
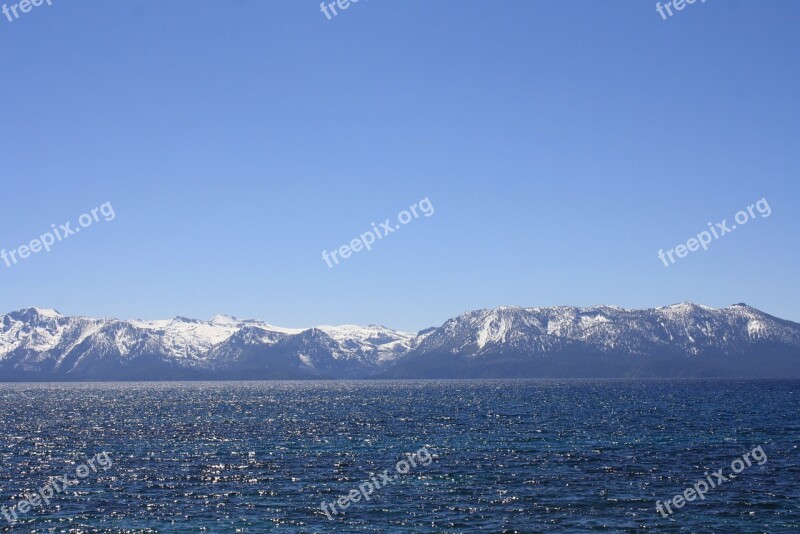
[1,303,799,380]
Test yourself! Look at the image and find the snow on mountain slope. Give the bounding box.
[2,303,799,379]
[410,303,800,358]
[317,324,415,363]
[130,316,242,359]
[0,308,416,377]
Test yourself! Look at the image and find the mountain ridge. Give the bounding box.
[1,303,799,380]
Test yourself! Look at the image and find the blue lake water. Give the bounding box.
[0,380,798,532]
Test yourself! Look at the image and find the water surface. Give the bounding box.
[0,380,798,532]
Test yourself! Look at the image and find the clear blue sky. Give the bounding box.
[1,0,798,332]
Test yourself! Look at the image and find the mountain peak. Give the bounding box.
[30,307,62,317]
[657,302,716,312]
[211,314,240,325]
[172,316,201,324]
[5,307,64,320]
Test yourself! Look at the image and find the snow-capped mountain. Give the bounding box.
[1,303,799,380]
[0,308,413,380]
[385,303,800,378]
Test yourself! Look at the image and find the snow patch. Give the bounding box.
[32,307,62,318]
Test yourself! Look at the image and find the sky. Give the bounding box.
[0,0,798,332]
